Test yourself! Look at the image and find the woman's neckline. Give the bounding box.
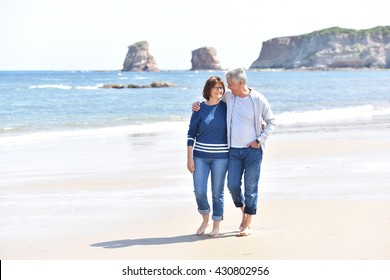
[204,100,219,106]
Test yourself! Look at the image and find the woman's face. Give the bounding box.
[210,82,224,100]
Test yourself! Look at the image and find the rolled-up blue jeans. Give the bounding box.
[227,147,263,215]
[193,157,228,221]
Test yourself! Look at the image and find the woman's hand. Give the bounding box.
[187,158,195,174]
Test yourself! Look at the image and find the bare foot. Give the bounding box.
[237,227,252,237]
[209,220,221,237]
[196,213,209,235]
[196,221,209,235]
[239,207,246,230]
[239,213,247,231]
[238,214,252,236]
[209,228,221,237]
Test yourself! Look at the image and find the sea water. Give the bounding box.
[1,70,389,145]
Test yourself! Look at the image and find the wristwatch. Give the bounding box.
[255,139,260,147]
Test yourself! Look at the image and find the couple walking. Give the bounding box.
[187,68,276,237]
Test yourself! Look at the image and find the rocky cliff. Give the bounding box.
[122,41,159,71]
[191,47,222,70]
[250,26,390,69]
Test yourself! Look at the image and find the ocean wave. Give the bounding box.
[74,84,104,90]
[0,122,187,146]
[276,104,390,125]
[29,84,72,90]
[1,127,17,132]
[29,84,106,90]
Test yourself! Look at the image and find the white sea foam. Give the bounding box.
[276,104,390,125]
[74,84,104,90]
[29,84,72,90]
[0,122,187,146]
[29,84,106,90]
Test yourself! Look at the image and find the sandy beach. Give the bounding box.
[1,121,390,260]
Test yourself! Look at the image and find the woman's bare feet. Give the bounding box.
[196,214,209,235]
[209,221,221,237]
[209,229,220,237]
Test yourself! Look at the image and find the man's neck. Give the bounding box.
[236,86,251,98]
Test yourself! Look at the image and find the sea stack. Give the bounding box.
[122,41,159,71]
[190,47,222,70]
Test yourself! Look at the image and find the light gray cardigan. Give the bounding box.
[222,88,276,151]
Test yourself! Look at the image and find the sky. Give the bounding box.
[0,0,389,70]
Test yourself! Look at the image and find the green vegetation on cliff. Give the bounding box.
[305,26,390,38]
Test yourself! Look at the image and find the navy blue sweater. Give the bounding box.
[187,101,228,159]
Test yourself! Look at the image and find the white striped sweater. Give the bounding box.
[187,101,228,159]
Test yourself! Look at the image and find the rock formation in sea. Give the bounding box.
[122,41,159,71]
[100,81,176,89]
[250,26,390,69]
[190,47,222,70]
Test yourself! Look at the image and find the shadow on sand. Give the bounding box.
[90,231,238,249]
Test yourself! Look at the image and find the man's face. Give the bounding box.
[226,78,240,95]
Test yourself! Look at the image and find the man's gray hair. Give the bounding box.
[225,67,247,85]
